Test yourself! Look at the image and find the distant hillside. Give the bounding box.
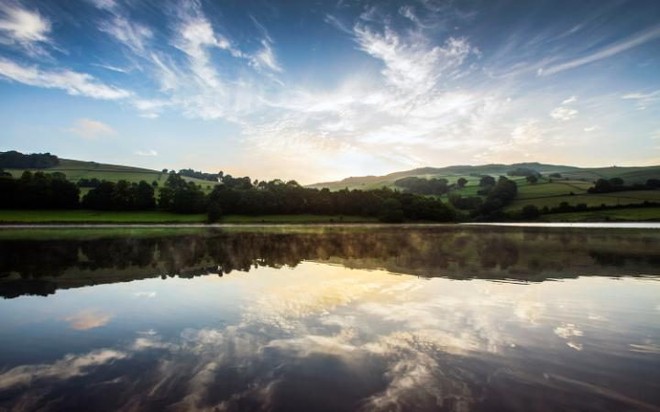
[307,163,660,191]
[1,153,217,191]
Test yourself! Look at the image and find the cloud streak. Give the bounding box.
[0,58,131,100]
[0,2,52,56]
[539,25,660,76]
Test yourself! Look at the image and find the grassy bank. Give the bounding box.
[541,207,660,222]
[0,210,206,223]
[0,210,378,224]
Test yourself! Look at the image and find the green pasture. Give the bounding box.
[541,207,660,222]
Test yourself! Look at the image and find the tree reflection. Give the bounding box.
[1,227,659,298]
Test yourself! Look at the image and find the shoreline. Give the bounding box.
[2,222,660,229]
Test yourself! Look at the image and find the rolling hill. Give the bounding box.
[2,156,218,192]
[307,163,660,191]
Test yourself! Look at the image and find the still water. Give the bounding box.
[0,225,659,411]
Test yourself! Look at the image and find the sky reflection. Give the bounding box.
[0,259,659,411]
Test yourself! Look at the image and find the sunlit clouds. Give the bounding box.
[0,0,658,181]
[0,263,656,410]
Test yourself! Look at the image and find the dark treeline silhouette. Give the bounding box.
[588,177,660,193]
[507,167,540,177]
[77,178,102,188]
[394,176,450,195]
[207,175,455,222]
[82,180,156,210]
[447,176,518,219]
[0,171,79,209]
[0,169,456,221]
[178,168,221,182]
[0,151,59,169]
[1,227,658,298]
[159,173,207,213]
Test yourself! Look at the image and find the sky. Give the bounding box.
[0,0,659,184]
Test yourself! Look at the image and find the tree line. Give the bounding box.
[588,177,660,193]
[0,151,60,169]
[0,170,457,222]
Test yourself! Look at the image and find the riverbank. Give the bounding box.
[0,210,378,224]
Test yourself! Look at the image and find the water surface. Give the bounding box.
[0,226,659,411]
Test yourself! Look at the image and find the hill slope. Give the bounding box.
[307,163,660,191]
[3,157,217,191]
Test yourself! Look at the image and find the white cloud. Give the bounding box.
[562,95,577,104]
[622,89,660,110]
[250,39,282,73]
[172,1,240,89]
[538,25,660,76]
[68,118,116,139]
[353,23,474,94]
[0,349,126,391]
[100,16,153,54]
[0,2,52,56]
[511,120,543,145]
[584,126,598,132]
[135,150,158,157]
[550,106,578,121]
[88,0,153,55]
[0,58,132,100]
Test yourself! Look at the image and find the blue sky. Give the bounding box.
[0,0,659,183]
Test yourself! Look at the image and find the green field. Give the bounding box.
[507,189,660,211]
[0,210,206,223]
[5,158,218,192]
[541,207,660,222]
[308,163,660,192]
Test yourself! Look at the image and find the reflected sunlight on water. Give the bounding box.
[0,226,659,411]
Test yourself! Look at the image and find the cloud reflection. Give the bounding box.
[65,309,112,330]
[0,264,658,411]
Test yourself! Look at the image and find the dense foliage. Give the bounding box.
[507,167,540,177]
[158,173,207,213]
[82,180,156,210]
[178,168,221,182]
[588,178,660,193]
[0,151,60,169]
[0,171,79,209]
[207,176,455,222]
[394,176,450,195]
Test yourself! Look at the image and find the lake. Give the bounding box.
[0,225,659,411]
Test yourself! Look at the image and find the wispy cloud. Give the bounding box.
[538,25,660,76]
[353,23,474,94]
[0,2,52,57]
[88,0,153,53]
[622,89,660,110]
[100,16,153,54]
[0,58,131,100]
[134,149,158,157]
[172,1,239,89]
[250,38,282,73]
[68,118,116,139]
[550,106,578,121]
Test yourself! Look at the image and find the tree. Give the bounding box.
[456,177,467,188]
[589,179,611,193]
[526,175,538,184]
[647,179,660,189]
[609,177,624,187]
[159,173,206,213]
[479,175,496,187]
[379,198,404,223]
[207,203,222,223]
[521,204,540,219]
